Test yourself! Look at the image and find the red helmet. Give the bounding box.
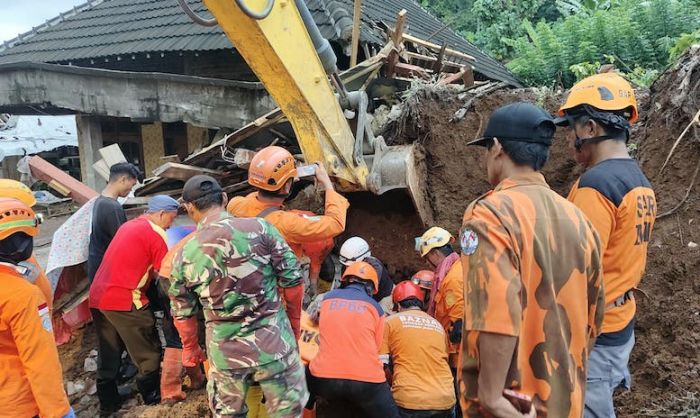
[410,270,434,290]
[392,280,425,305]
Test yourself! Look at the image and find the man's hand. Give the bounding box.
[313,163,334,191]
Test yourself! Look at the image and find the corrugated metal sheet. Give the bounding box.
[0,0,520,86]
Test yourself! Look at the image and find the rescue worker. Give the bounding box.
[0,179,54,313]
[409,270,434,307]
[156,226,206,404]
[307,261,400,418]
[87,162,140,281]
[339,236,394,303]
[0,197,75,418]
[227,145,349,298]
[169,175,307,418]
[554,73,656,417]
[414,227,464,368]
[459,102,605,417]
[381,280,456,418]
[89,195,181,412]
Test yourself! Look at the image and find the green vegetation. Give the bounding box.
[421,0,700,87]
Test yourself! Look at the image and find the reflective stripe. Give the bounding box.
[605,289,634,311]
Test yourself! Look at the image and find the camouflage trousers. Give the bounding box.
[208,352,308,418]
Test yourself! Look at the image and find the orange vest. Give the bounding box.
[0,264,70,418]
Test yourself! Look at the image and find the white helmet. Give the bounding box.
[339,237,371,266]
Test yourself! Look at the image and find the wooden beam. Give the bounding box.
[404,51,462,69]
[433,43,447,73]
[403,33,476,62]
[29,156,98,205]
[394,62,432,79]
[350,0,362,67]
[462,66,475,87]
[152,162,224,182]
[438,68,467,85]
[385,9,408,78]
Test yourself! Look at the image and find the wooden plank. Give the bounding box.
[404,51,462,69]
[98,143,127,167]
[395,62,432,78]
[385,9,408,78]
[403,33,476,62]
[29,156,98,205]
[152,162,224,181]
[433,43,447,73]
[438,68,467,85]
[92,158,110,181]
[350,0,362,67]
[462,66,475,87]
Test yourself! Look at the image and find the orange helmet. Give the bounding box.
[0,179,36,206]
[410,270,434,290]
[248,146,297,192]
[392,280,425,305]
[0,198,39,240]
[341,261,379,294]
[557,73,638,124]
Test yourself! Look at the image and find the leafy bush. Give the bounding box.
[506,0,700,86]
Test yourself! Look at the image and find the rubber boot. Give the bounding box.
[185,365,206,390]
[160,348,186,404]
[136,370,161,405]
[246,384,269,418]
[96,380,122,417]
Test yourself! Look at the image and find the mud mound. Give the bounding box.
[615,45,700,416]
[384,84,576,235]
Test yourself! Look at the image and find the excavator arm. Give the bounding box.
[177,0,432,223]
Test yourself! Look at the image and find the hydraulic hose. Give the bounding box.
[176,0,218,27]
[293,0,337,75]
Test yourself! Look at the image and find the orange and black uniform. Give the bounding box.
[568,158,656,416]
[308,284,400,418]
[0,263,71,418]
[568,158,656,339]
[459,172,604,418]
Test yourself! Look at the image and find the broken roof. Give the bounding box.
[0,0,521,86]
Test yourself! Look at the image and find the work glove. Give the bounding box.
[62,407,76,418]
[282,284,303,340]
[174,317,206,367]
[449,319,463,344]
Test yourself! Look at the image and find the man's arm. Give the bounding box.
[10,286,71,417]
[568,187,615,251]
[477,333,535,418]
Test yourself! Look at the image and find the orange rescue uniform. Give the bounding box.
[226,190,349,257]
[459,172,604,418]
[568,158,656,334]
[381,309,455,411]
[433,261,464,366]
[28,255,53,313]
[0,264,70,418]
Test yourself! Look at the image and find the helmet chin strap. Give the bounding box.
[574,134,614,151]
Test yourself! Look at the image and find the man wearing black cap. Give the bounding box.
[457,102,605,418]
[169,175,308,418]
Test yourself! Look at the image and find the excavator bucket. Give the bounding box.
[366,142,434,227]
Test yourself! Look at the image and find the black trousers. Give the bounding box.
[398,406,454,418]
[307,370,400,418]
[93,306,162,408]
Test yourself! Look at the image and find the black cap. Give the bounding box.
[467,102,556,147]
[182,175,223,202]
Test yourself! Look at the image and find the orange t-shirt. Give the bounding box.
[381,309,455,410]
[309,285,385,383]
[227,190,349,257]
[0,264,70,418]
[433,261,464,362]
[568,158,656,334]
[460,172,604,418]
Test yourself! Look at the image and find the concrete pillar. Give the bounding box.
[76,115,104,191]
[141,122,165,177]
[186,124,208,154]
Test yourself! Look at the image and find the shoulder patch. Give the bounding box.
[460,228,479,255]
[38,303,52,332]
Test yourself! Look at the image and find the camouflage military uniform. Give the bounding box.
[169,212,308,418]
